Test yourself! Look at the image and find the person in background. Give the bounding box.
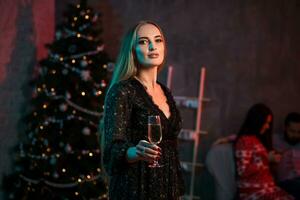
[234,103,294,200]
[273,112,300,199]
[102,21,185,200]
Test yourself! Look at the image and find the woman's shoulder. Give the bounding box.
[107,79,135,98]
[237,135,259,146]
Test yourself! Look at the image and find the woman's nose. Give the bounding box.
[149,42,157,51]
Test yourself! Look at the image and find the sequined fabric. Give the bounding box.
[103,78,185,200]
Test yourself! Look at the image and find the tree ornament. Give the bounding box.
[55,31,62,40]
[59,103,68,112]
[80,60,88,67]
[107,62,115,72]
[50,157,57,165]
[82,127,91,135]
[100,80,106,88]
[53,172,59,178]
[80,70,91,81]
[97,45,104,51]
[65,143,72,153]
[66,92,71,99]
[62,69,69,75]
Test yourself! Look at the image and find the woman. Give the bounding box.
[234,103,294,200]
[102,21,185,200]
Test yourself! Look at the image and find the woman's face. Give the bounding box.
[134,24,165,68]
[260,114,272,134]
[285,122,300,145]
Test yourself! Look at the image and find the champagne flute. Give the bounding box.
[148,115,163,168]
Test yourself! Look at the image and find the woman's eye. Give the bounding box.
[155,38,163,43]
[138,40,148,45]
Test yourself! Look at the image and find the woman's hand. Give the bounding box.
[126,140,161,163]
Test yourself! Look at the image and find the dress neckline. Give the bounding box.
[132,77,172,121]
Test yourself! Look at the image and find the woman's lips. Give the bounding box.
[148,53,159,58]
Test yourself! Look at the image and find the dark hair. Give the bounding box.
[283,112,300,145]
[284,112,300,126]
[236,103,273,150]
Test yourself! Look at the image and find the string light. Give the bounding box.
[85,15,89,19]
[81,92,86,96]
[72,59,76,64]
[77,33,81,38]
[77,178,82,183]
[39,126,44,130]
[37,87,42,92]
[60,57,64,61]
[62,168,66,173]
[43,104,48,109]
[95,90,102,96]
[89,152,93,157]
[86,175,91,179]
[74,17,78,21]
[33,112,37,116]
[75,192,79,196]
[52,70,56,74]
[103,64,107,69]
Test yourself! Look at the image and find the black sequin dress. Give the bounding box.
[103,78,185,200]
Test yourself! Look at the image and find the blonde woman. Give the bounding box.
[103,21,185,199]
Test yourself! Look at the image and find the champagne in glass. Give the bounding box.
[148,115,163,168]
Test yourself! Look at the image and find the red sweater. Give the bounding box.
[235,135,294,200]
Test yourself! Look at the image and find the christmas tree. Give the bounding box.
[3,0,112,199]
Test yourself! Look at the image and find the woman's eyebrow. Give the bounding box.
[138,35,162,40]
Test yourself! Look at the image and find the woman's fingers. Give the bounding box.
[136,140,161,162]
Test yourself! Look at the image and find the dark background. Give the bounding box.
[1,0,300,199]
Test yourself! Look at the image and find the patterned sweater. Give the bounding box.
[235,135,294,200]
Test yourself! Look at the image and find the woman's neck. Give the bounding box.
[135,68,158,90]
